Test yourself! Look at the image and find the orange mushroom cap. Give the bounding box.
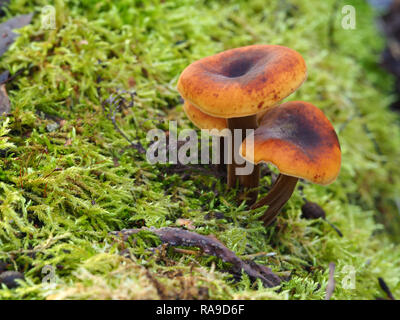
[240,101,341,185]
[177,45,307,118]
[183,100,268,134]
[183,100,227,133]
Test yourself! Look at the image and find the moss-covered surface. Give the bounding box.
[0,0,400,300]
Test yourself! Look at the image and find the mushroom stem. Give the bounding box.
[251,174,298,226]
[227,115,260,204]
[217,136,226,174]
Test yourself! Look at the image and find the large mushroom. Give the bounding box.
[183,100,268,173]
[178,45,307,203]
[240,101,341,226]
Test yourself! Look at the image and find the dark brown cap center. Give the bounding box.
[220,58,255,78]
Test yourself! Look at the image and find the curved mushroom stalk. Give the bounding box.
[241,101,341,226]
[251,174,298,226]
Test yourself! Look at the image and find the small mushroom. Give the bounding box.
[240,101,341,226]
[178,45,307,203]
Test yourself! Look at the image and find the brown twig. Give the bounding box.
[110,227,281,288]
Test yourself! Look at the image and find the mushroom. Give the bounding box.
[240,101,341,226]
[183,100,268,174]
[178,45,307,203]
[183,100,228,134]
[183,100,268,133]
[183,100,228,172]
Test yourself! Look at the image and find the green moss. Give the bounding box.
[0,0,399,299]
